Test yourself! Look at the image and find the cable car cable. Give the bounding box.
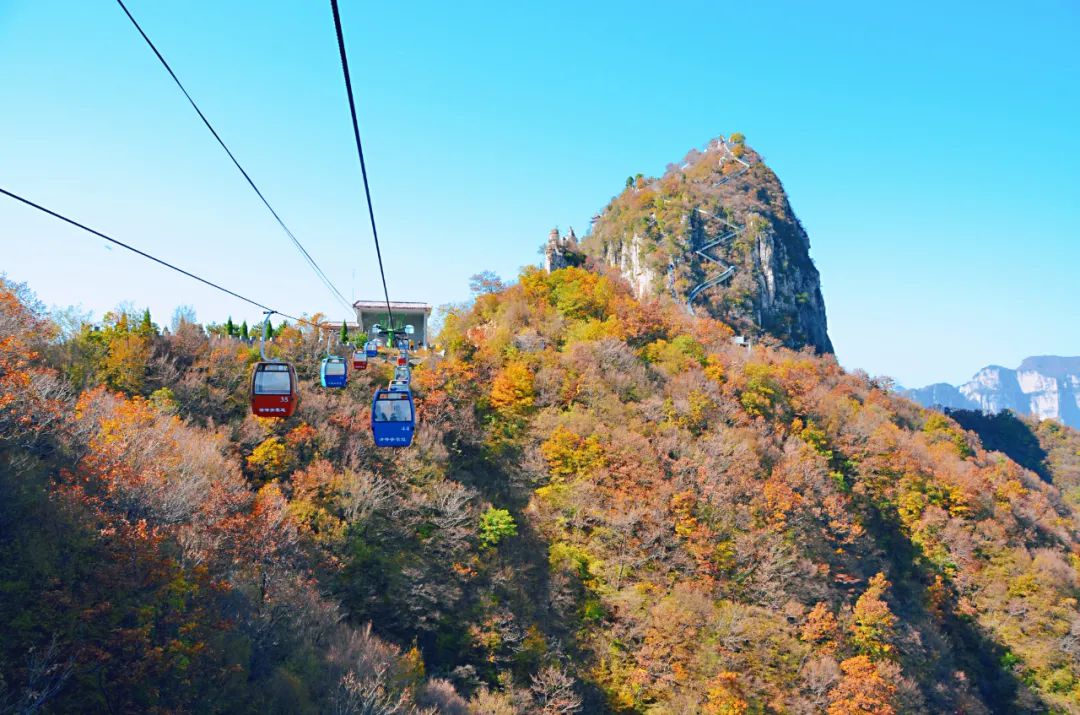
[328,0,395,330]
[0,185,318,326]
[114,0,354,313]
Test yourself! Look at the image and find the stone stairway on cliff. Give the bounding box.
[687,206,742,305]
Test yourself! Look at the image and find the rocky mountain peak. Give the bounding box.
[578,134,833,353]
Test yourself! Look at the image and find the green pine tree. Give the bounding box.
[137,308,156,337]
[340,321,349,345]
[225,316,236,337]
[240,321,249,340]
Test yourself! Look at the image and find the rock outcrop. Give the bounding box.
[579,135,833,353]
[903,356,1080,428]
[544,227,585,273]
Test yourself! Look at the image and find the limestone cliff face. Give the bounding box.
[903,356,1080,428]
[602,231,659,299]
[580,135,833,353]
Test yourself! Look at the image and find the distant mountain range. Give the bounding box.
[902,356,1080,429]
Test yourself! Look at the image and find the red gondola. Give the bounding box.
[352,350,368,370]
[249,311,299,418]
[251,361,298,417]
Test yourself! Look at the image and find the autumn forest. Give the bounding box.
[3,252,1080,715]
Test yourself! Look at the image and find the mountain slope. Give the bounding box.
[581,134,833,354]
[0,281,468,714]
[434,267,1080,712]
[6,261,1080,712]
[904,356,1080,428]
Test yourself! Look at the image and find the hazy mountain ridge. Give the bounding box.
[903,356,1080,428]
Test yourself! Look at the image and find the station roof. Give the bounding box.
[353,300,432,313]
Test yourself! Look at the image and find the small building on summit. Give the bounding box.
[352,300,432,347]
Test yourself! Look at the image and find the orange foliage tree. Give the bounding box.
[489,361,535,415]
[827,655,897,715]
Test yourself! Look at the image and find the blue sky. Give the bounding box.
[1,0,1077,387]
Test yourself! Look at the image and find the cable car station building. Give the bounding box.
[353,300,432,348]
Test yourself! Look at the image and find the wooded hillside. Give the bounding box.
[4,267,1080,713]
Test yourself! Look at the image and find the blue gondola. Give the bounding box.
[320,356,348,388]
[365,340,379,358]
[371,388,415,447]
